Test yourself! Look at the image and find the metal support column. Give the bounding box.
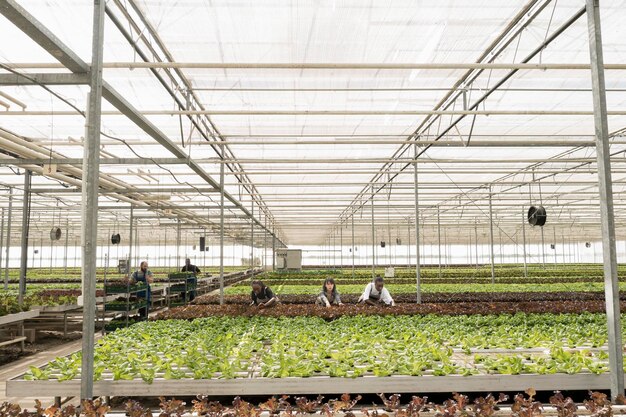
[128,205,134,271]
[351,214,355,278]
[219,143,225,305]
[522,208,528,278]
[263,217,267,270]
[18,170,31,306]
[0,208,4,288]
[4,187,12,287]
[340,221,343,270]
[488,188,495,284]
[175,218,181,266]
[272,225,275,271]
[370,185,376,279]
[80,0,105,400]
[407,217,410,268]
[541,226,546,267]
[553,226,558,266]
[413,143,421,303]
[437,207,441,278]
[251,201,254,269]
[587,0,624,399]
[474,220,479,269]
[64,218,69,275]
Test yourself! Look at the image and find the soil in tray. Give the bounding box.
[0,330,81,366]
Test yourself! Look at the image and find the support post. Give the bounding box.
[407,218,410,268]
[80,0,105,400]
[49,222,54,272]
[371,186,375,279]
[176,218,181,266]
[251,201,254,269]
[263,218,267,270]
[340,221,343,270]
[488,187,495,284]
[437,207,442,278]
[0,208,4,288]
[413,143,421,303]
[272,225,275,271]
[333,231,337,269]
[18,170,31,306]
[522,208,528,278]
[553,226,558,266]
[4,187,12,287]
[64,218,69,275]
[351,214,355,278]
[541,226,546,267]
[219,144,225,305]
[128,205,134,271]
[586,0,624,399]
[474,220,479,269]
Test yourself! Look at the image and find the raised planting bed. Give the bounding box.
[0,309,40,351]
[0,309,40,326]
[193,291,624,306]
[10,312,626,398]
[223,282,626,296]
[157,300,626,319]
[6,373,622,397]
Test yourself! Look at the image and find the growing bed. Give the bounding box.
[8,313,626,397]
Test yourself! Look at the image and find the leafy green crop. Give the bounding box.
[24,312,622,382]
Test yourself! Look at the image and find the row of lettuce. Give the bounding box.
[25,313,624,381]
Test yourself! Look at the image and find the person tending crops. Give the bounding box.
[132,260,153,318]
[358,276,395,306]
[250,280,279,309]
[316,277,343,307]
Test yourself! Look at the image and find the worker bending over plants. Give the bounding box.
[315,277,343,307]
[357,276,395,306]
[250,280,279,309]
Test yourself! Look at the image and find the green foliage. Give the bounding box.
[25,312,621,382]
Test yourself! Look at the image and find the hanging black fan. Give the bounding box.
[380,241,386,248]
[111,233,121,245]
[527,206,547,227]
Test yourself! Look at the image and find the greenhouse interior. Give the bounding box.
[1,0,626,414]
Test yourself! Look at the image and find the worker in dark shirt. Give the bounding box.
[181,258,201,274]
[131,260,153,318]
[250,280,279,309]
[181,258,200,301]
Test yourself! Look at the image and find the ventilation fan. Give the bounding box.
[50,227,62,241]
[527,206,547,227]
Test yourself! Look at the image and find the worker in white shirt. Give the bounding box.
[357,276,395,306]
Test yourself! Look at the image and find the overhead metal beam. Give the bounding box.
[28,187,219,194]
[0,73,90,86]
[0,0,284,248]
[4,156,622,165]
[7,61,626,70]
[0,1,88,73]
[22,139,626,147]
[337,4,587,233]
[4,109,626,116]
